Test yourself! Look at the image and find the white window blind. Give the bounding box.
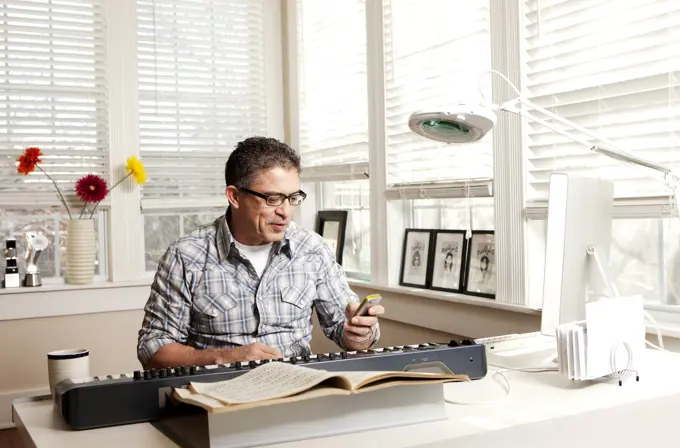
[524,0,680,201]
[137,0,268,209]
[0,0,108,207]
[384,0,493,186]
[296,0,368,182]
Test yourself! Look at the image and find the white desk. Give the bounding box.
[13,348,680,448]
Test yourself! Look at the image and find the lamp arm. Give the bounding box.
[499,97,680,188]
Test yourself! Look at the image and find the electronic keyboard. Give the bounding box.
[55,340,487,430]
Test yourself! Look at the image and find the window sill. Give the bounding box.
[0,278,152,296]
[348,280,680,345]
[647,321,680,342]
[3,275,679,344]
[0,279,153,321]
[346,279,541,316]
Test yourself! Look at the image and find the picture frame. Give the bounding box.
[427,229,468,293]
[463,230,496,299]
[399,228,434,289]
[315,210,348,265]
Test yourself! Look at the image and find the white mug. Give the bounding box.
[47,349,90,401]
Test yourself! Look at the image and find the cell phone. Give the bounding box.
[351,294,382,319]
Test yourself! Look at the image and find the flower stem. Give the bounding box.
[36,165,73,220]
[109,171,132,192]
[89,172,132,219]
[89,202,100,220]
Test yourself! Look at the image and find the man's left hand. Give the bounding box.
[343,301,384,345]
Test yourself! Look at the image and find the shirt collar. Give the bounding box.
[216,208,294,262]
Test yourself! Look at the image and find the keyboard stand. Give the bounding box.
[152,383,447,448]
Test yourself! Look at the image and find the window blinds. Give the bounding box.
[524,0,680,201]
[296,0,368,181]
[383,0,493,186]
[0,0,108,207]
[137,0,268,209]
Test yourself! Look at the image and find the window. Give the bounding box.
[383,0,493,185]
[143,208,222,272]
[379,0,495,287]
[523,0,680,201]
[0,208,107,281]
[527,216,678,306]
[296,0,368,167]
[294,0,370,276]
[137,0,269,208]
[522,0,680,311]
[320,180,370,278]
[0,0,108,280]
[408,197,495,231]
[137,0,275,267]
[292,0,497,283]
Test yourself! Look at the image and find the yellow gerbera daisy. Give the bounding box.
[126,156,147,185]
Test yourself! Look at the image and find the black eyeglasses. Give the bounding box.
[240,187,307,206]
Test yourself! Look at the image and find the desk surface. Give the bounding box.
[13,347,680,448]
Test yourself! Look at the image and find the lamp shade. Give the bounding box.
[408,103,496,144]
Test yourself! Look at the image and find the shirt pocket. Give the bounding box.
[276,274,315,326]
[190,292,239,335]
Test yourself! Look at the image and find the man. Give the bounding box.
[137,137,384,369]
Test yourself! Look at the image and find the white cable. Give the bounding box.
[643,310,664,350]
[488,363,558,373]
[444,369,511,406]
[645,339,672,353]
[477,69,521,104]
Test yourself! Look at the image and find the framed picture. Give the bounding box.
[463,230,496,299]
[315,210,348,265]
[399,229,434,289]
[428,230,467,293]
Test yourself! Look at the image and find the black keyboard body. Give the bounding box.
[55,340,487,430]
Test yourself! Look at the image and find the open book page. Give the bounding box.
[174,387,225,409]
[340,370,469,391]
[176,363,470,413]
[189,361,347,405]
[174,384,350,414]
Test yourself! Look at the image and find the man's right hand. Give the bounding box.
[144,342,283,370]
[219,342,282,364]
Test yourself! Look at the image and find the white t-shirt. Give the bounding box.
[233,240,273,278]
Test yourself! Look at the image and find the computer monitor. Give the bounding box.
[540,173,616,337]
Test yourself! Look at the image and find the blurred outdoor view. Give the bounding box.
[143,208,224,272]
[0,208,104,280]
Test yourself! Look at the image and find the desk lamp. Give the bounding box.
[408,70,680,213]
[408,70,673,347]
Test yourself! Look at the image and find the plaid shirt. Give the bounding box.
[137,211,378,366]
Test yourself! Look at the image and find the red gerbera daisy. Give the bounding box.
[75,174,109,203]
[16,147,43,175]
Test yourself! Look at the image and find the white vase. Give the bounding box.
[65,219,96,285]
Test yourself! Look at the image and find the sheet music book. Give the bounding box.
[557,295,645,381]
[173,361,469,414]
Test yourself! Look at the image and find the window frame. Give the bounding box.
[1,0,285,286]
[287,0,680,317]
[287,0,521,304]
[295,0,525,306]
[6,0,675,322]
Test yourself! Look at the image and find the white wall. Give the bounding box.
[0,309,144,428]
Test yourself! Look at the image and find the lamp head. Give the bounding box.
[408,102,497,144]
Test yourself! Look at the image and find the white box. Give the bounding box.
[152,383,447,448]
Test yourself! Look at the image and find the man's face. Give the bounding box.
[231,167,300,245]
